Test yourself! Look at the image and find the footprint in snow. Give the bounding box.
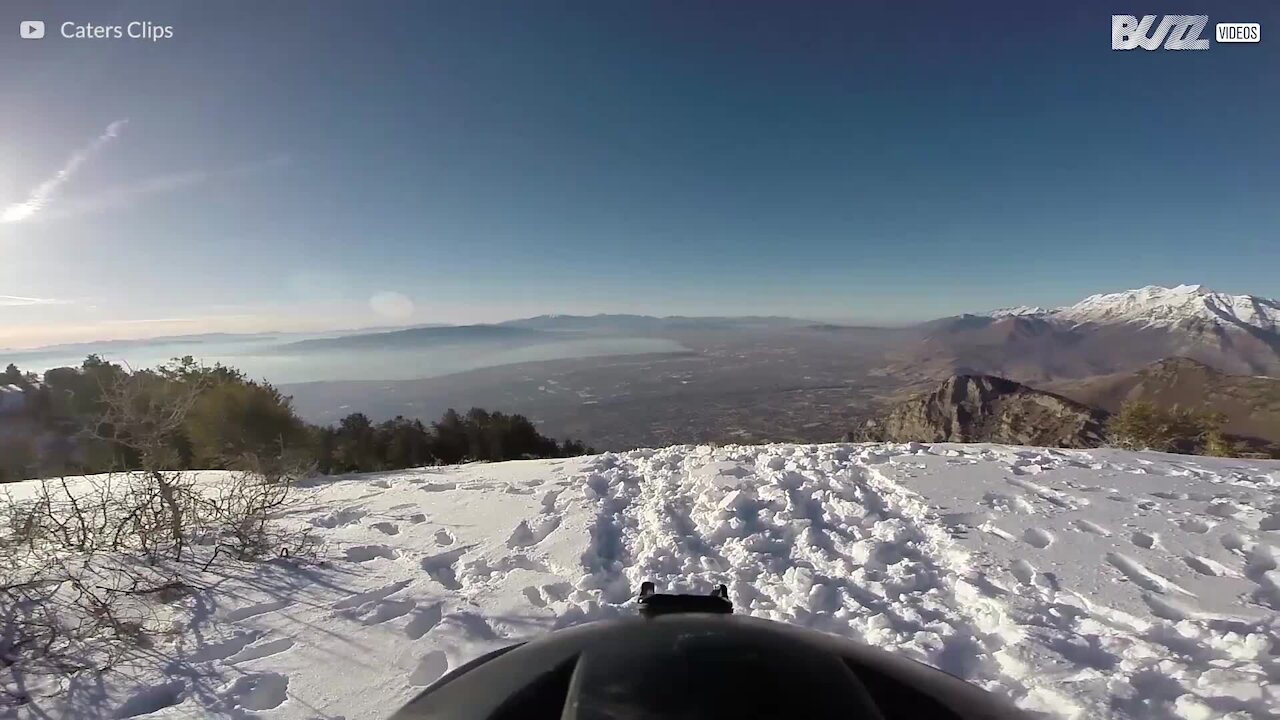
[434,528,455,545]
[340,598,416,626]
[344,544,400,562]
[541,582,572,602]
[409,651,450,687]
[1072,519,1111,536]
[189,631,264,662]
[524,585,548,607]
[1022,528,1054,549]
[404,603,444,639]
[1207,500,1245,519]
[463,554,549,581]
[1181,555,1236,578]
[1141,593,1200,622]
[1010,559,1038,585]
[216,672,289,712]
[1106,552,1194,596]
[227,637,295,664]
[1130,531,1159,550]
[1177,517,1213,534]
[506,516,561,548]
[982,524,1018,542]
[332,579,413,610]
[1220,531,1252,554]
[421,548,467,590]
[115,680,187,718]
[310,508,367,528]
[541,488,565,512]
[224,599,293,622]
[370,521,401,536]
[981,492,1036,515]
[442,611,500,641]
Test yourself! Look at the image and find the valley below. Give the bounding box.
[283,327,910,450]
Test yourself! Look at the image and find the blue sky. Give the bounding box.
[0,1,1276,347]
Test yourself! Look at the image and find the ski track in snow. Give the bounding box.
[6,446,1280,719]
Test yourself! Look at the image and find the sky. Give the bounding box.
[0,0,1277,348]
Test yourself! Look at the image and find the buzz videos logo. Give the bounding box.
[1113,15,1209,50]
[1112,15,1261,50]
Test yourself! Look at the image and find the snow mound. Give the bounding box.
[7,444,1280,719]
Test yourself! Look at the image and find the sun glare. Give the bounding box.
[0,202,37,224]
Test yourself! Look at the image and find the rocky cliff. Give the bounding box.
[855,375,1109,448]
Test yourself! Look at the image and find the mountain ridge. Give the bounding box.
[891,285,1280,382]
[982,285,1280,333]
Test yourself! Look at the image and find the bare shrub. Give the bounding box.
[196,453,319,563]
[0,370,317,702]
[1107,400,1237,457]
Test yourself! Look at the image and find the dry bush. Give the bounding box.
[1,482,179,704]
[196,455,320,563]
[1107,400,1235,456]
[0,467,317,703]
[0,371,317,703]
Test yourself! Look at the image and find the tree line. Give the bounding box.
[0,356,592,482]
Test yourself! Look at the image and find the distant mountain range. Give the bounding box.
[1,332,286,356]
[272,315,818,352]
[9,285,1279,393]
[0,325,457,357]
[889,285,1280,382]
[278,324,556,352]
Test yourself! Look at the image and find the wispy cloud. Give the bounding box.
[41,156,290,221]
[0,295,73,307]
[1,120,128,224]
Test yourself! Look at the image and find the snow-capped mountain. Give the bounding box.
[1055,285,1280,332]
[985,285,1280,333]
[902,286,1280,383]
[985,305,1049,318]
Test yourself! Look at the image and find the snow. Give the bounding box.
[1055,285,1280,331]
[987,306,1050,318]
[981,285,1280,332]
[7,443,1280,719]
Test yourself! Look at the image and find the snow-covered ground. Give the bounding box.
[8,443,1280,719]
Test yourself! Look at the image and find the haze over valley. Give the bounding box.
[7,285,1279,454]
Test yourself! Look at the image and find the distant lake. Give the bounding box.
[2,336,691,384]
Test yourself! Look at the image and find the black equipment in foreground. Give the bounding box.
[389,581,1028,720]
[637,580,733,616]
